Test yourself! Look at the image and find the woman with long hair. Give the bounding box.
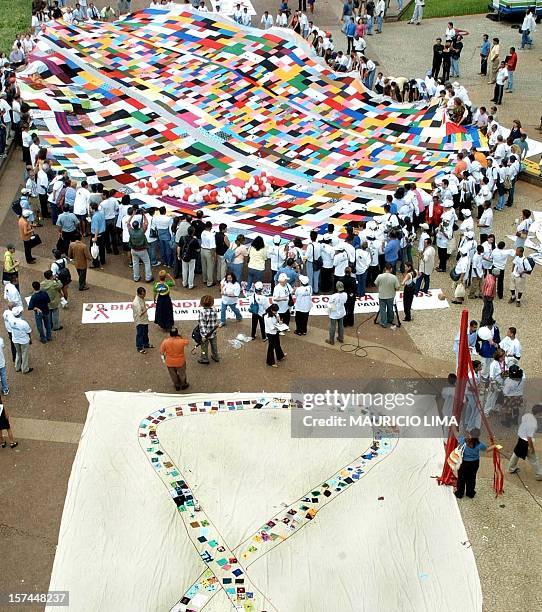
[264,304,286,367]
[153,269,175,331]
[246,235,267,292]
[342,267,357,327]
[401,262,417,322]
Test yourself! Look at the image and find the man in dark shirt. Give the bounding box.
[28,280,51,343]
[431,37,444,79]
[451,35,463,78]
[191,210,206,274]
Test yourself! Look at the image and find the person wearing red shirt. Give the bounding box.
[160,327,190,391]
[505,46,517,93]
[425,196,443,232]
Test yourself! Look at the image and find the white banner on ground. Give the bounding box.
[81,290,448,323]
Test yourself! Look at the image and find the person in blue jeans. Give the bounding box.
[454,428,498,499]
[384,232,401,274]
[345,17,356,54]
[28,281,52,343]
[219,272,243,326]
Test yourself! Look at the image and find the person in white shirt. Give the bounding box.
[445,22,455,42]
[492,61,508,105]
[264,303,286,367]
[240,7,251,26]
[332,246,349,282]
[268,235,286,291]
[3,281,22,308]
[197,1,208,12]
[220,271,242,326]
[294,275,312,336]
[261,11,273,29]
[305,232,322,294]
[10,306,32,374]
[508,404,542,479]
[473,106,489,131]
[478,201,493,243]
[73,181,91,236]
[491,240,513,298]
[199,221,216,288]
[493,135,510,163]
[326,281,347,345]
[36,165,50,221]
[483,348,506,415]
[499,326,521,366]
[409,0,424,25]
[515,209,532,248]
[509,246,531,306]
[272,273,293,326]
[355,242,371,297]
[451,253,471,304]
[417,223,430,253]
[520,9,537,50]
[468,245,485,299]
[250,281,268,341]
[319,238,335,294]
[458,209,474,235]
[233,3,243,23]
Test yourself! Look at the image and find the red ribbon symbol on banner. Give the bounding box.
[93,304,110,320]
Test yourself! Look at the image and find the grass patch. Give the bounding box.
[401,0,489,21]
[0,0,32,56]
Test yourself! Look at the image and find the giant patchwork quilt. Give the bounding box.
[21,7,484,238]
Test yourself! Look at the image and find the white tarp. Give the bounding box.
[47,391,482,612]
[81,290,448,323]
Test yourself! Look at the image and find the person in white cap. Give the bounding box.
[459,209,474,236]
[250,281,268,341]
[435,205,453,272]
[18,209,38,264]
[3,280,22,309]
[10,305,32,374]
[272,273,293,327]
[417,223,430,254]
[478,201,493,244]
[294,275,312,335]
[268,235,286,292]
[333,244,349,285]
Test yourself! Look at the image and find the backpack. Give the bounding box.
[181,237,194,262]
[223,247,235,265]
[310,244,323,271]
[11,197,22,217]
[128,228,148,250]
[523,257,535,275]
[56,259,72,284]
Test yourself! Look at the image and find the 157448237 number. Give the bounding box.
[1,592,69,606]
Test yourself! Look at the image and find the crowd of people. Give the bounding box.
[1,0,540,484]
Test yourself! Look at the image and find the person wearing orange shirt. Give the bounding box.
[160,327,189,391]
[473,148,488,169]
[18,210,38,263]
[453,152,467,177]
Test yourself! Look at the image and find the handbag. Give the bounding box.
[249,296,259,315]
[449,268,460,282]
[30,233,42,247]
[90,243,100,259]
[191,325,203,346]
[287,289,294,308]
[447,443,465,476]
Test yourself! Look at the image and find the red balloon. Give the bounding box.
[210,190,217,197]
[138,180,146,188]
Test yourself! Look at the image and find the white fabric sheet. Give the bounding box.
[47,391,482,612]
